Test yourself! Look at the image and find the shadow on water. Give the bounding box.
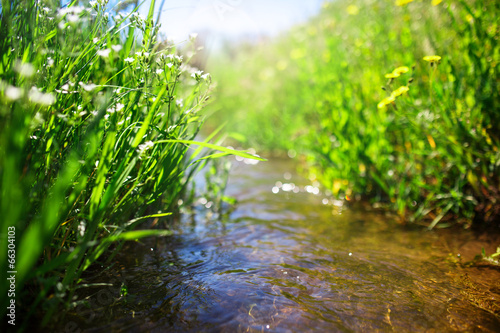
[61,159,500,333]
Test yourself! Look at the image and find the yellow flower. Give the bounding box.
[392,66,410,75]
[431,0,443,6]
[385,72,400,79]
[391,86,410,98]
[346,5,359,15]
[395,0,414,6]
[377,95,395,109]
[423,55,442,62]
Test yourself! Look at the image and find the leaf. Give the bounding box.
[428,202,453,230]
[154,139,267,161]
[123,212,172,228]
[108,229,172,242]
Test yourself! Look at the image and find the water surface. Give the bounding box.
[65,158,500,332]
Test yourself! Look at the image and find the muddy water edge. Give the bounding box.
[58,158,500,332]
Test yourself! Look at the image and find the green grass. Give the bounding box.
[0,0,262,328]
[207,0,499,229]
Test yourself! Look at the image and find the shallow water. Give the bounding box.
[64,159,500,332]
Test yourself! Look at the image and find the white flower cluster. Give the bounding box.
[137,141,155,158]
[57,5,91,29]
[191,70,211,82]
[14,61,35,77]
[97,44,122,58]
[4,85,23,101]
[130,12,147,30]
[88,0,109,10]
[29,87,56,105]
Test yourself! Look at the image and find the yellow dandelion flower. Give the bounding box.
[431,0,443,5]
[423,55,442,62]
[391,86,409,98]
[395,0,414,6]
[385,72,400,79]
[393,66,410,75]
[377,96,396,109]
[427,135,436,149]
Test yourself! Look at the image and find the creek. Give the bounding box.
[65,158,500,332]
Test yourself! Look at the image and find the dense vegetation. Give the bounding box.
[0,0,260,328]
[208,0,499,229]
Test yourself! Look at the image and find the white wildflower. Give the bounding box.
[115,103,124,112]
[166,63,173,68]
[58,6,84,17]
[79,82,97,91]
[156,69,164,75]
[97,48,111,58]
[191,70,204,81]
[124,57,134,63]
[29,87,56,105]
[135,51,150,58]
[189,33,198,42]
[137,141,155,157]
[93,37,99,44]
[111,44,122,52]
[5,85,23,101]
[67,14,80,23]
[78,220,86,237]
[15,62,35,77]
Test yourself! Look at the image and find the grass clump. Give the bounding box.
[208,0,499,229]
[0,0,261,328]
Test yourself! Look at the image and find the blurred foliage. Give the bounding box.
[207,0,500,228]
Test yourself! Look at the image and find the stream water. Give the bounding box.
[63,158,500,332]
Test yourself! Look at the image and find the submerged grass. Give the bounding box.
[0,0,262,328]
[208,0,499,229]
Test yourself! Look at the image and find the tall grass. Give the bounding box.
[207,0,499,229]
[0,0,262,328]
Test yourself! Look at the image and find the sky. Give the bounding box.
[145,0,325,43]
